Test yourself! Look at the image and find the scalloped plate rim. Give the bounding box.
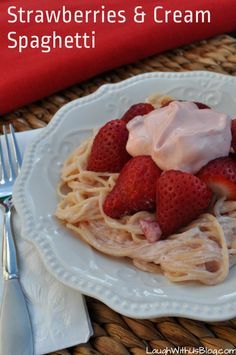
[13,71,236,321]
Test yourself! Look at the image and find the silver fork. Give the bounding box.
[0,125,34,355]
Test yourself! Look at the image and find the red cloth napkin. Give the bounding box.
[0,0,235,114]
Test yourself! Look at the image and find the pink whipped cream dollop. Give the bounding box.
[126,101,232,174]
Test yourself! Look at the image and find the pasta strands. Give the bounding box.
[55,101,236,285]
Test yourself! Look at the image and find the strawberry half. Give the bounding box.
[103,156,162,218]
[197,156,236,200]
[156,170,212,237]
[122,103,154,124]
[87,119,131,173]
[231,119,236,152]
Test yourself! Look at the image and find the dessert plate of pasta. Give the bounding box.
[13,72,236,320]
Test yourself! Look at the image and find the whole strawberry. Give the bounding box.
[231,119,236,152]
[197,156,236,200]
[87,119,131,172]
[103,156,162,218]
[157,170,212,237]
[122,103,154,124]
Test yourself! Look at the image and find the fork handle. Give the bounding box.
[2,199,19,280]
[0,201,34,354]
[0,278,34,355]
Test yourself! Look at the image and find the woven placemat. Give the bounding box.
[3,34,236,354]
[51,297,236,355]
[1,34,236,133]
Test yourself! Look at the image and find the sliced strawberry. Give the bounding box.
[87,119,131,173]
[156,170,212,237]
[197,156,236,200]
[200,176,236,200]
[140,220,162,242]
[103,156,162,218]
[122,103,154,124]
[231,119,236,152]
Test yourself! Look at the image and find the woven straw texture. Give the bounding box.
[1,34,236,132]
[2,34,236,353]
[50,297,236,354]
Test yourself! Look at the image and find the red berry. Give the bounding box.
[122,103,154,124]
[194,102,210,109]
[87,119,131,173]
[156,170,212,237]
[197,156,236,200]
[231,119,236,152]
[103,156,162,218]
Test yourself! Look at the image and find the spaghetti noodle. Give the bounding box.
[55,95,236,285]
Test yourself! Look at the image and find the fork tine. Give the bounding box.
[9,124,22,173]
[3,125,15,181]
[0,137,8,183]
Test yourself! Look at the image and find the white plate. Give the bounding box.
[13,72,236,321]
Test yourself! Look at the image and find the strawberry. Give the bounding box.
[156,170,212,237]
[231,119,236,152]
[197,156,236,200]
[122,103,154,124]
[87,119,131,173]
[194,102,210,109]
[103,156,162,218]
